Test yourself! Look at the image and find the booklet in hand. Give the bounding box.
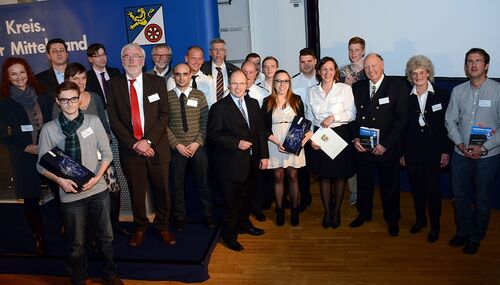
[39,146,95,192]
[359,126,380,151]
[283,116,312,155]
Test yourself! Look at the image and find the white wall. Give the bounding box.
[319,0,500,78]
[218,0,307,74]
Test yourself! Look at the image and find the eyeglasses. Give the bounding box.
[153,54,171,58]
[122,55,144,61]
[274,79,290,84]
[466,59,485,66]
[210,48,226,53]
[57,96,79,104]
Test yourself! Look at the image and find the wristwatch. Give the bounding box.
[480,145,488,156]
[146,139,152,146]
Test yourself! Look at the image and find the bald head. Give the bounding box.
[229,70,247,98]
[241,61,258,88]
[173,63,191,90]
[364,53,384,83]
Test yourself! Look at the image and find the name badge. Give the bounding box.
[378,97,389,105]
[431,103,442,112]
[187,98,198,107]
[148,93,160,103]
[282,105,293,115]
[479,100,491,107]
[21,124,34,132]
[81,127,94,138]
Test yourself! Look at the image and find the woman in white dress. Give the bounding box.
[262,70,312,226]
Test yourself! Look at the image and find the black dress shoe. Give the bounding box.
[205,216,217,228]
[252,210,266,222]
[223,240,244,251]
[388,224,399,237]
[427,229,440,243]
[449,235,468,247]
[244,226,265,236]
[173,220,185,232]
[462,241,480,254]
[409,222,427,234]
[349,215,371,228]
[330,210,341,229]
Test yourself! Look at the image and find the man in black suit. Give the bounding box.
[36,38,68,99]
[207,70,269,251]
[107,43,175,248]
[201,38,239,101]
[86,43,121,106]
[349,53,409,237]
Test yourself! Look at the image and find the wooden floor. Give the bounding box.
[1,182,499,285]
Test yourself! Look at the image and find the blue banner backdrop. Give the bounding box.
[0,0,220,74]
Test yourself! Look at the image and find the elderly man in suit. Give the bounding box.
[201,38,239,102]
[107,43,175,247]
[146,44,173,86]
[86,43,121,107]
[349,53,409,237]
[207,70,269,251]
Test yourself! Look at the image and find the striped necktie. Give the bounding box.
[216,67,224,101]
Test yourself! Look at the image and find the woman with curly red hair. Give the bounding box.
[0,57,53,255]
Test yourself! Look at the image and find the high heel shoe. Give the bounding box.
[291,207,299,226]
[276,207,285,226]
[322,213,331,228]
[330,210,341,229]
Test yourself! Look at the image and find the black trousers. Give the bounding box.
[170,148,212,221]
[356,158,401,225]
[220,164,257,243]
[406,161,442,230]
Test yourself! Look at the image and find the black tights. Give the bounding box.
[319,178,346,217]
[273,167,299,208]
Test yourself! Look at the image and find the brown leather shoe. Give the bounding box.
[160,230,176,246]
[129,230,145,247]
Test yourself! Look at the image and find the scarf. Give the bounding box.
[10,85,37,109]
[58,111,84,164]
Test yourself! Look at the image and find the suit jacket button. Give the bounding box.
[376,106,379,109]
[361,105,364,109]
[372,118,376,121]
[362,116,365,120]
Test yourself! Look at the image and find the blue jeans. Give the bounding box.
[61,190,117,284]
[451,153,499,243]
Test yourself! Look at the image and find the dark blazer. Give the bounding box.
[352,76,409,161]
[86,67,121,105]
[0,93,53,198]
[35,68,60,99]
[207,94,269,182]
[261,94,305,138]
[402,85,452,163]
[200,61,239,77]
[107,73,170,165]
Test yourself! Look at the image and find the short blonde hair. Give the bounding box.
[406,55,435,84]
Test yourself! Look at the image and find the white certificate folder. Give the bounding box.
[311,127,347,160]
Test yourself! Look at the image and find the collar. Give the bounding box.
[410,81,434,96]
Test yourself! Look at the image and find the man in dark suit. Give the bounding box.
[207,70,269,251]
[201,38,239,102]
[107,43,175,247]
[36,38,68,99]
[349,53,409,237]
[86,43,121,107]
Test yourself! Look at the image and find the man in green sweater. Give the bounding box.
[167,63,214,231]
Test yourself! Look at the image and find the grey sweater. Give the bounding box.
[37,114,112,203]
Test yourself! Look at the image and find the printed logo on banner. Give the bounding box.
[125,5,165,45]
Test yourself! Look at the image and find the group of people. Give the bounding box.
[0,35,499,284]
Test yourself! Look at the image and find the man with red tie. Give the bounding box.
[107,43,175,247]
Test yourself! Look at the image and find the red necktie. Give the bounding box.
[129,79,143,140]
